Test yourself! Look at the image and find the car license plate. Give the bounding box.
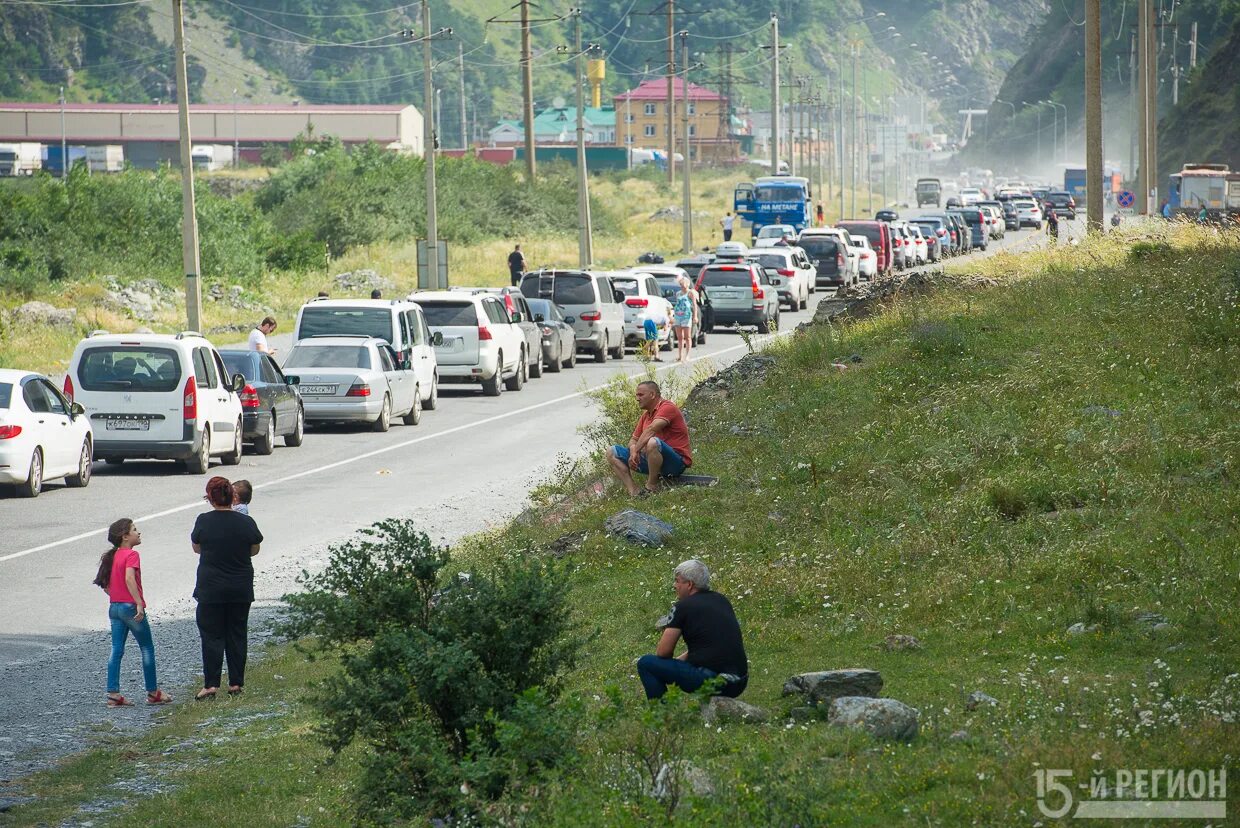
[300,384,337,395]
[106,419,148,431]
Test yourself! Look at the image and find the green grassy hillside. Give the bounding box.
[9,223,1238,825]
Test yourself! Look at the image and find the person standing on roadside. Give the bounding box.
[191,477,263,700]
[1160,199,1172,220]
[1046,208,1059,242]
[508,244,527,287]
[248,317,277,356]
[93,519,172,707]
[720,212,734,242]
[672,275,694,363]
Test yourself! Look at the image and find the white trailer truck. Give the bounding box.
[0,143,43,176]
[190,144,235,172]
[86,145,125,173]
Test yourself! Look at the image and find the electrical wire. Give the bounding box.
[1059,0,1085,27]
[0,0,153,7]
[218,0,420,19]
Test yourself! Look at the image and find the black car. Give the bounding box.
[1044,191,1077,220]
[219,349,305,454]
[525,298,577,371]
[875,209,900,222]
[652,274,711,344]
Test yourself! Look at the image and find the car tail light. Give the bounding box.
[580,310,602,322]
[63,375,74,402]
[0,425,22,440]
[240,383,261,409]
[540,326,554,336]
[394,349,405,364]
[183,376,197,421]
[625,298,649,308]
[751,276,764,302]
[478,325,494,341]
[777,268,795,276]
[346,383,371,397]
[893,238,902,247]
[836,253,845,268]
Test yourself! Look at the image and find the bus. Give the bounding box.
[734,175,812,238]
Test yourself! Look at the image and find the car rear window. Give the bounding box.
[700,267,754,287]
[611,278,639,296]
[962,209,984,223]
[748,253,787,269]
[653,277,680,299]
[220,351,256,381]
[285,345,372,370]
[552,275,596,305]
[0,382,11,408]
[77,346,181,392]
[298,307,394,344]
[913,222,940,235]
[420,302,479,327]
[798,237,839,257]
[675,260,710,280]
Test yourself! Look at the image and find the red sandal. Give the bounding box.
[106,694,133,707]
[147,690,173,705]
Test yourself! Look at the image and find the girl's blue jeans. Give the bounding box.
[107,602,157,694]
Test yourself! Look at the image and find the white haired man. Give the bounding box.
[636,559,748,700]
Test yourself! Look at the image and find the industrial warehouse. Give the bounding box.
[0,102,424,170]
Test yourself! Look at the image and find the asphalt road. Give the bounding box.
[0,225,1043,781]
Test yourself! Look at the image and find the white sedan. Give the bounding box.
[853,237,879,279]
[0,368,93,497]
[752,224,798,248]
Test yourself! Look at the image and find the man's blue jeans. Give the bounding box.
[107,602,157,694]
[637,654,747,700]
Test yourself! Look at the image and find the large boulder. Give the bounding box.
[12,301,77,328]
[651,761,714,801]
[782,669,883,705]
[603,510,673,547]
[828,696,920,741]
[701,696,768,725]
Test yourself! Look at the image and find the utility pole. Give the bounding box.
[666,0,676,184]
[573,10,593,266]
[172,0,202,332]
[850,42,858,216]
[59,86,66,180]
[1085,0,1103,232]
[837,57,845,219]
[1129,31,1137,182]
[785,59,796,176]
[681,31,692,253]
[423,1,441,287]
[1190,21,1198,68]
[232,88,239,169]
[770,13,780,174]
[1137,1,1150,213]
[459,42,468,150]
[520,0,536,182]
[1146,0,1158,209]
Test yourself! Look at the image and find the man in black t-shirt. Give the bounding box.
[507,244,527,286]
[636,559,748,700]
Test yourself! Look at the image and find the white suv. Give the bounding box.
[746,246,813,310]
[65,332,244,473]
[411,291,528,396]
[613,270,675,350]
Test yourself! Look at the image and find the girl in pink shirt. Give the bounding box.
[93,518,171,707]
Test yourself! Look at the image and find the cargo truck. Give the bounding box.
[43,145,88,175]
[190,144,235,171]
[87,145,125,173]
[0,143,43,176]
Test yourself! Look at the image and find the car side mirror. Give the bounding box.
[432,331,444,347]
[614,290,626,303]
[70,402,86,417]
[231,373,246,393]
[534,313,545,322]
[510,311,523,323]
[285,375,300,386]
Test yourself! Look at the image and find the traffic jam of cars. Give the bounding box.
[0,174,1050,498]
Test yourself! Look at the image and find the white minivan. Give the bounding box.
[65,332,244,473]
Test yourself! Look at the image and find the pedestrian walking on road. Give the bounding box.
[93,519,172,707]
[636,559,748,700]
[672,276,694,363]
[248,317,278,356]
[1046,209,1059,242]
[607,380,692,496]
[508,244,527,287]
[720,212,734,242]
[191,477,263,701]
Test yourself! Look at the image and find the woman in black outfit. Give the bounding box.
[191,476,263,700]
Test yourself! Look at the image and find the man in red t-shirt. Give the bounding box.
[607,380,692,495]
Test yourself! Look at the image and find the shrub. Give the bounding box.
[281,519,583,822]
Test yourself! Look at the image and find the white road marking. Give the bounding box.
[0,331,792,564]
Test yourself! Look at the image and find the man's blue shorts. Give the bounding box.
[643,318,659,340]
[613,438,687,477]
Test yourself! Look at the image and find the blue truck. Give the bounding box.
[1063,168,1087,200]
[734,175,812,238]
[43,145,87,175]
